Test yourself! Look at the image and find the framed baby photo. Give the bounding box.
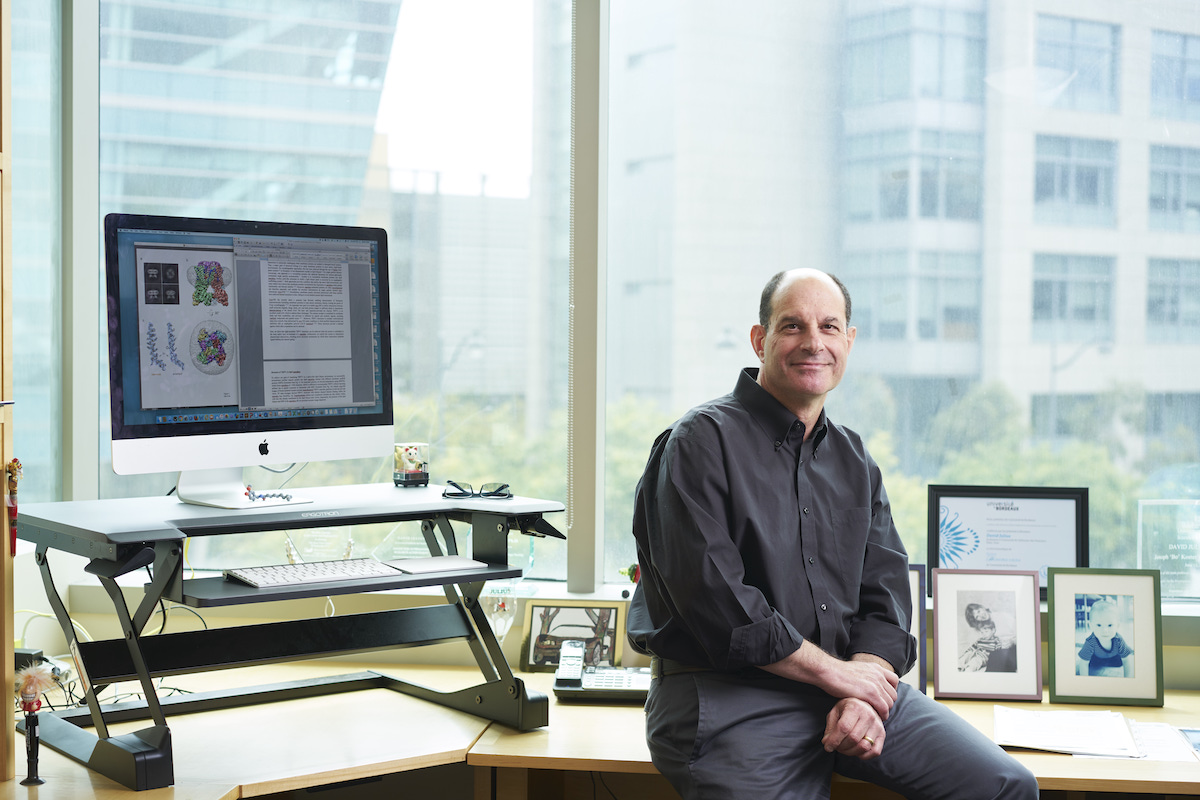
[1047,568,1164,707]
[928,485,1088,599]
[931,569,1042,701]
[520,598,625,672]
[900,564,927,694]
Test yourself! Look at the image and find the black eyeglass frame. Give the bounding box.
[442,480,513,499]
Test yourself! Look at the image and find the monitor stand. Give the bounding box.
[175,468,312,509]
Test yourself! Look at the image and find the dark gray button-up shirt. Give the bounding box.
[627,368,917,676]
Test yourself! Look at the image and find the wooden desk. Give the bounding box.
[6,663,491,800]
[9,664,1199,799]
[470,674,1200,800]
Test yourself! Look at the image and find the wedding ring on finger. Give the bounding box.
[862,736,876,746]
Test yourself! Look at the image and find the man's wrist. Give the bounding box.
[849,652,897,675]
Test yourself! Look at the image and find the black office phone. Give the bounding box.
[552,640,651,703]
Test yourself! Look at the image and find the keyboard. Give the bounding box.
[223,558,403,588]
[553,666,652,703]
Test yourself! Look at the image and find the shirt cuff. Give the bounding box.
[848,618,917,675]
[726,613,805,671]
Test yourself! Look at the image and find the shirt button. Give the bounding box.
[808,557,815,564]
[820,603,828,611]
[803,507,810,515]
[774,441,782,448]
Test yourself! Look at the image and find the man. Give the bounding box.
[627,269,1038,799]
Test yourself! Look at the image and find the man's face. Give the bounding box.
[752,272,856,413]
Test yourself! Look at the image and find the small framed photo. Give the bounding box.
[520,599,624,672]
[932,569,1042,701]
[901,564,927,694]
[928,485,1088,598]
[1047,568,1164,707]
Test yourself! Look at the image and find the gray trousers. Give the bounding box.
[645,670,1039,800]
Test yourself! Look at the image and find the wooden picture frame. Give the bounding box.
[932,569,1042,701]
[928,485,1088,599]
[1047,568,1164,707]
[901,564,927,694]
[520,598,624,672]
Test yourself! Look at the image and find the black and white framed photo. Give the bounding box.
[1047,568,1164,707]
[928,485,1088,598]
[901,564,927,694]
[520,599,624,672]
[932,569,1042,701]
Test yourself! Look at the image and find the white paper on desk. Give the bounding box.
[993,705,1141,758]
[1098,722,1200,762]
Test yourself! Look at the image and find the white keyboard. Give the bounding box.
[223,558,403,588]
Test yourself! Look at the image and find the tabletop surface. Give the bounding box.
[8,664,1200,797]
[6,663,493,800]
[18,483,564,545]
[470,673,1200,794]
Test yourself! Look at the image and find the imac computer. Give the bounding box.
[104,213,393,509]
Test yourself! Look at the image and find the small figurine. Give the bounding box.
[16,661,55,785]
[6,457,21,556]
[393,442,430,487]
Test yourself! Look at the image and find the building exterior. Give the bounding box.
[606,0,1200,474]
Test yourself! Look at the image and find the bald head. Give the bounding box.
[759,269,852,331]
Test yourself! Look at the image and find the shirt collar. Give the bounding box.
[734,368,828,452]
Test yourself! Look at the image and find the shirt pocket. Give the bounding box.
[830,506,871,587]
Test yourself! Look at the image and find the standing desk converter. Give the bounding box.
[17,483,564,791]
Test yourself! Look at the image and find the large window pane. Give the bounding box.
[604,1,1200,585]
[97,0,570,579]
[11,1,62,503]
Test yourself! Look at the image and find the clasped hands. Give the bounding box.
[762,642,898,761]
[819,656,897,761]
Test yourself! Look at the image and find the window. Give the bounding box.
[919,130,983,220]
[1149,145,1200,232]
[1037,14,1120,113]
[1151,29,1200,120]
[1147,393,1200,456]
[1032,254,1114,342]
[846,6,984,106]
[1147,259,1200,342]
[10,0,62,503]
[96,0,571,579]
[25,2,1200,593]
[1034,135,1117,227]
[916,253,981,341]
[844,131,911,222]
[841,252,910,341]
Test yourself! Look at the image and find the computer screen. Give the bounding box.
[104,213,393,508]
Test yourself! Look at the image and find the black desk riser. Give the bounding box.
[17,483,565,791]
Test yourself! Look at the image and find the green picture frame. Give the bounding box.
[1047,568,1164,707]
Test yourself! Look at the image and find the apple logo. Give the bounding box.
[258,440,269,456]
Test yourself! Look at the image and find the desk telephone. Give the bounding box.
[552,639,651,703]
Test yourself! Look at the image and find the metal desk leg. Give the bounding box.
[24,545,176,790]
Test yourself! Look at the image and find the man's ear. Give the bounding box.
[750,324,766,361]
[846,325,857,351]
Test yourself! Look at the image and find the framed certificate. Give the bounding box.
[928,485,1088,598]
